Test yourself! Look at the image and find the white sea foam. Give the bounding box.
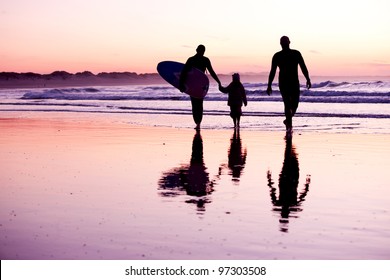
[1,80,390,132]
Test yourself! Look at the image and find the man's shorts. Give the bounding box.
[279,83,300,110]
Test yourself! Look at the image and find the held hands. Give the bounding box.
[218,83,226,93]
[217,82,222,92]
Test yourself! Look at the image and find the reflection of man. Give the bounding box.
[158,130,213,212]
[266,36,311,134]
[267,138,311,232]
[180,45,221,130]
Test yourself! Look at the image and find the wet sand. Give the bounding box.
[0,112,389,259]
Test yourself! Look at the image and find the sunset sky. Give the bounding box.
[1,0,389,76]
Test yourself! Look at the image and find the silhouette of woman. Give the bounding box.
[180,45,221,129]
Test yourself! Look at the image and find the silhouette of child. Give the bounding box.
[219,73,247,127]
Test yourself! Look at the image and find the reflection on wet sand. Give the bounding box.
[218,128,247,184]
[267,137,311,232]
[158,130,217,213]
[224,128,247,182]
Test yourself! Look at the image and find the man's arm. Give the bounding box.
[241,85,247,106]
[266,55,277,95]
[298,53,311,89]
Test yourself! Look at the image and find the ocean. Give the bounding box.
[1,77,389,133]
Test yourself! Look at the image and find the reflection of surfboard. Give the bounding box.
[157,61,209,99]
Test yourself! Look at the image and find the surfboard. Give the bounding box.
[157,61,209,99]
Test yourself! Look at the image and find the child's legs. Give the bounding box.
[230,106,242,126]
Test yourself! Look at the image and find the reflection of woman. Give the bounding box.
[227,129,247,181]
[186,130,210,196]
[267,137,311,232]
[158,130,213,212]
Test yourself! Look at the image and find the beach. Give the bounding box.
[3,1,390,277]
[1,110,389,260]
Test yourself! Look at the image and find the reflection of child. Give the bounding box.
[219,73,247,127]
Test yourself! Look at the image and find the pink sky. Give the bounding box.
[1,0,389,76]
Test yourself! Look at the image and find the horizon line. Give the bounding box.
[1,70,389,78]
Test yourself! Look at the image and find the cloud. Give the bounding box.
[362,61,390,68]
[309,50,321,55]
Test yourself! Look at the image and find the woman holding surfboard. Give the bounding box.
[179,45,221,130]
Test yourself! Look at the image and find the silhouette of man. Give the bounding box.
[266,36,311,134]
[180,44,221,129]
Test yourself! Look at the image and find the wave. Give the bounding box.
[3,80,390,133]
[20,84,390,104]
[310,80,389,93]
[245,80,390,92]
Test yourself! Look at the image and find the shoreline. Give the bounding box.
[2,110,389,135]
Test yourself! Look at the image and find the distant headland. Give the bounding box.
[0,70,263,89]
[0,71,164,88]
